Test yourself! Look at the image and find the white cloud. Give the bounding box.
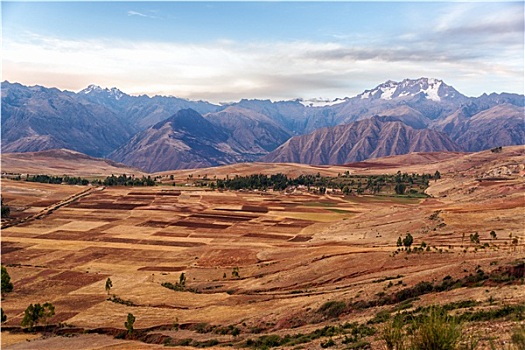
[2,31,523,103]
[127,10,157,19]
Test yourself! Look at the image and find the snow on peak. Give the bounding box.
[109,87,124,100]
[81,84,103,94]
[359,78,445,101]
[80,85,125,100]
[297,97,349,107]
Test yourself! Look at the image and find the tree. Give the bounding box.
[105,278,113,295]
[179,272,186,287]
[490,230,497,240]
[1,265,13,296]
[396,237,403,247]
[1,308,6,323]
[232,267,240,279]
[434,170,441,180]
[1,199,10,218]
[231,327,241,337]
[394,183,406,195]
[403,233,413,249]
[21,302,55,331]
[125,313,135,335]
[470,232,480,244]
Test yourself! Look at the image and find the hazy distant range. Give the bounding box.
[2,78,523,172]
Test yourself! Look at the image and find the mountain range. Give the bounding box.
[2,78,523,172]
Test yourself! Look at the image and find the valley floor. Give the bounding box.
[1,147,524,349]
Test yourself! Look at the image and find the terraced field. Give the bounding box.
[1,147,524,349]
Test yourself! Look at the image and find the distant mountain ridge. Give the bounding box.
[261,116,461,165]
[2,78,523,171]
[109,109,241,172]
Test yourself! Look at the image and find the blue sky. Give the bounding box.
[2,1,524,102]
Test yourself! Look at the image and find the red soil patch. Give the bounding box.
[138,266,186,272]
[243,233,293,240]
[156,191,182,196]
[137,220,171,228]
[116,196,155,201]
[171,221,231,230]
[41,230,105,241]
[153,231,190,238]
[50,271,107,287]
[241,205,269,213]
[189,213,255,221]
[1,248,54,265]
[96,237,206,247]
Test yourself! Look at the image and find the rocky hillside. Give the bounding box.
[1,82,135,157]
[108,109,246,172]
[2,78,523,171]
[262,116,461,165]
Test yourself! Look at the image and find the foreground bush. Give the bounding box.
[382,306,461,350]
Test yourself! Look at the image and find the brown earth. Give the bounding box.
[1,149,144,177]
[1,146,524,349]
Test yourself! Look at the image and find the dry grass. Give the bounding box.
[1,147,524,349]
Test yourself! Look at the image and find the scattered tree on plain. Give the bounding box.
[1,265,13,296]
[1,199,10,218]
[21,302,55,331]
[402,233,413,249]
[125,313,135,335]
[179,272,186,287]
[105,278,113,295]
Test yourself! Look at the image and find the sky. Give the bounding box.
[2,1,524,103]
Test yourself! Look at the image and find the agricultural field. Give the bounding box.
[1,146,524,349]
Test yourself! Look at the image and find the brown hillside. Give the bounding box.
[1,149,144,177]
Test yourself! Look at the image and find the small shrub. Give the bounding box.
[368,310,391,324]
[346,340,371,349]
[411,306,461,350]
[108,295,136,306]
[382,318,406,350]
[318,300,346,319]
[125,313,135,335]
[511,324,525,349]
[320,338,335,348]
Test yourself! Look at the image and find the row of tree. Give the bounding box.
[209,171,439,195]
[12,174,157,187]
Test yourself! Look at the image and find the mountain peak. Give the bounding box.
[80,85,125,100]
[358,77,462,102]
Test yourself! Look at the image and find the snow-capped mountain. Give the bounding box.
[80,84,126,100]
[297,97,350,107]
[2,78,523,171]
[358,78,464,102]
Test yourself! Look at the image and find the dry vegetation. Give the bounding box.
[1,146,524,349]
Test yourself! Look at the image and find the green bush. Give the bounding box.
[318,300,346,319]
[382,318,406,350]
[411,306,462,350]
[320,338,335,348]
[1,266,13,296]
[511,324,525,349]
[382,306,462,350]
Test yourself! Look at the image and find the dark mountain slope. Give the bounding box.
[108,109,245,172]
[205,106,291,156]
[1,82,135,157]
[261,116,461,165]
